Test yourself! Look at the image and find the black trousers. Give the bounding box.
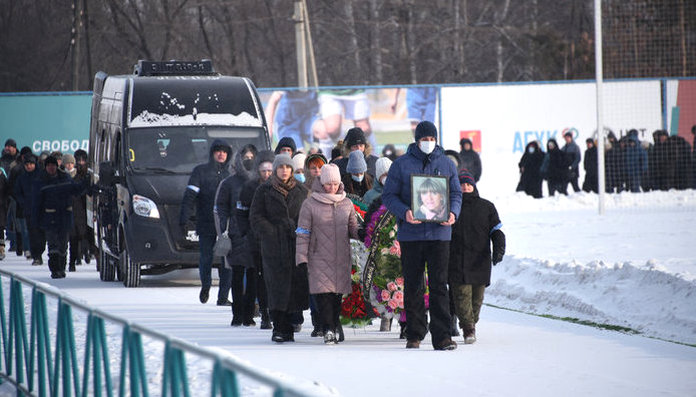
[231,265,258,322]
[399,240,452,346]
[29,227,46,260]
[313,293,342,334]
[270,310,293,335]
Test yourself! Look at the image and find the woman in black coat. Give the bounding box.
[448,170,505,344]
[516,141,544,198]
[542,139,569,196]
[249,153,309,343]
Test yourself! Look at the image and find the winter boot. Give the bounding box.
[0,240,5,260]
[59,255,67,278]
[48,254,64,279]
[310,311,323,337]
[463,327,476,344]
[335,323,344,342]
[323,330,336,345]
[260,309,272,330]
[399,321,407,339]
[69,261,76,272]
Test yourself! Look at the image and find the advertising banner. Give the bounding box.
[665,79,696,145]
[258,87,439,156]
[0,93,91,154]
[440,81,662,197]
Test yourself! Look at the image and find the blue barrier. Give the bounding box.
[0,270,314,397]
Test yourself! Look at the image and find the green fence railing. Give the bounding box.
[0,270,314,397]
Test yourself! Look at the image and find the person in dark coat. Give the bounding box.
[14,154,44,264]
[341,150,373,199]
[561,131,581,192]
[334,127,378,178]
[516,141,544,198]
[582,139,598,193]
[541,139,569,196]
[68,150,92,271]
[215,144,258,326]
[249,153,309,343]
[237,150,276,330]
[647,130,669,191]
[1,139,20,255]
[180,139,233,305]
[624,132,647,193]
[0,164,8,260]
[382,120,462,351]
[31,156,87,278]
[9,146,33,258]
[459,138,482,182]
[668,135,693,190]
[692,125,696,188]
[448,170,505,344]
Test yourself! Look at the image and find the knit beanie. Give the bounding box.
[320,163,341,185]
[24,154,37,164]
[375,157,392,180]
[305,153,327,170]
[44,156,59,167]
[274,137,297,155]
[415,121,437,141]
[4,139,16,148]
[346,150,367,173]
[273,153,294,171]
[292,153,307,171]
[62,153,75,165]
[20,146,32,157]
[458,169,476,186]
[344,127,367,148]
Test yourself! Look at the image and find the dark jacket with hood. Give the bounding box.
[448,187,505,287]
[459,138,482,182]
[14,162,40,227]
[236,150,275,256]
[214,146,258,268]
[249,172,309,311]
[31,168,86,232]
[541,139,569,184]
[179,139,232,236]
[517,141,544,198]
[382,143,462,242]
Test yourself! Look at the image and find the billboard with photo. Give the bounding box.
[665,79,696,145]
[440,81,662,198]
[257,87,439,157]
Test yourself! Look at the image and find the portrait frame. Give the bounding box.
[410,174,450,223]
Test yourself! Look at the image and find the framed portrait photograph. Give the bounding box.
[410,174,450,223]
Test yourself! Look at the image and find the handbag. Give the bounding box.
[213,231,232,257]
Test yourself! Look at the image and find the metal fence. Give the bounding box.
[0,269,312,397]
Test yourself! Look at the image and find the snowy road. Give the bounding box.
[1,191,695,396]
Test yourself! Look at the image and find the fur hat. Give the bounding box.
[415,121,437,141]
[375,157,392,180]
[292,153,306,171]
[346,151,367,174]
[320,163,341,185]
[344,127,367,149]
[459,169,476,186]
[273,153,294,171]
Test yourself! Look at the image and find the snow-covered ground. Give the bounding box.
[1,190,694,396]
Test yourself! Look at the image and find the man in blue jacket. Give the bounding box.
[382,120,462,351]
[180,140,233,305]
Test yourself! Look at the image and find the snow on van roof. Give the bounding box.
[129,110,262,128]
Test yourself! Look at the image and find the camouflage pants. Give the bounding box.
[451,284,485,330]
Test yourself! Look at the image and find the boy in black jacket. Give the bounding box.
[448,170,505,344]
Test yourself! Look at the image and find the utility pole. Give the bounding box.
[293,0,318,89]
[71,0,82,91]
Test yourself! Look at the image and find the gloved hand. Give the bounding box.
[297,262,307,268]
[492,253,504,265]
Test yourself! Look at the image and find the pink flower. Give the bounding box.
[388,299,399,309]
[393,291,404,301]
[395,277,404,287]
[381,290,391,301]
[387,282,397,291]
[389,241,401,256]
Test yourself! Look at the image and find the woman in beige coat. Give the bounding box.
[296,163,359,344]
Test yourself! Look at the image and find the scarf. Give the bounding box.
[271,173,297,197]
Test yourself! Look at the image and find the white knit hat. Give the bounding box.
[320,163,341,184]
[292,153,306,171]
[375,156,392,180]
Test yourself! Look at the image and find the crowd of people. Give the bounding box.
[2,121,506,350]
[181,122,504,349]
[516,126,696,198]
[0,139,93,278]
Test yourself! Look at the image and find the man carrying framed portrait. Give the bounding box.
[382,120,462,351]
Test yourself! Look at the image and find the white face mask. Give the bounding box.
[528,147,535,153]
[419,140,436,154]
[351,174,364,183]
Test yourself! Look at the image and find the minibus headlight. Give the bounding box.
[132,195,160,219]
